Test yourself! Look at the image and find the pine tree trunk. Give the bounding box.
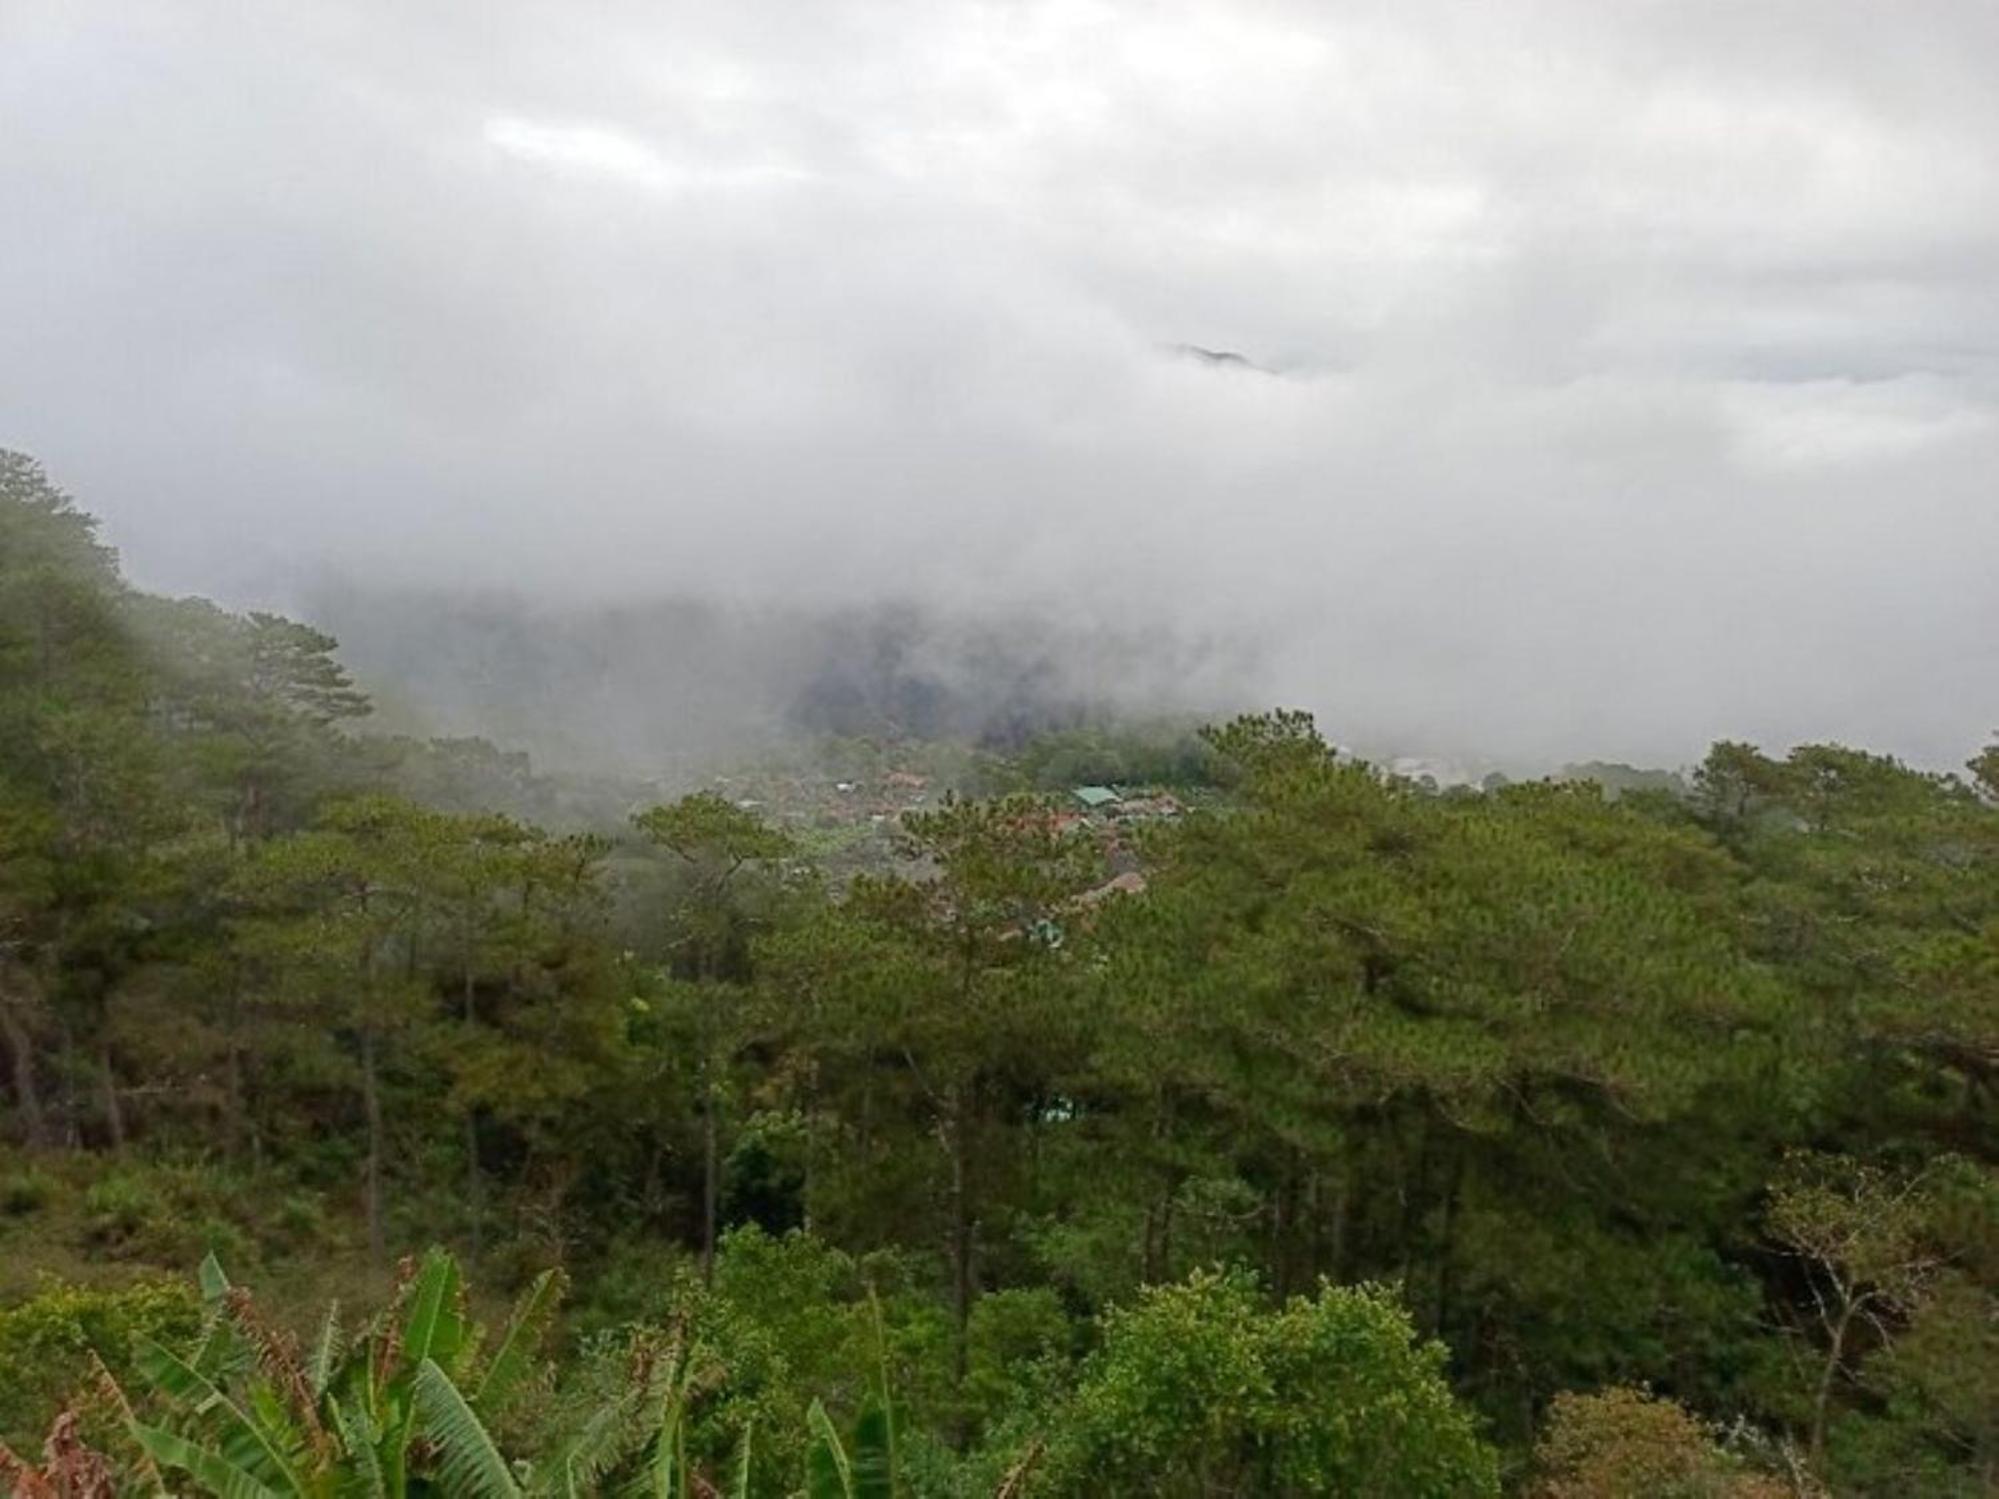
[1273,1149,1300,1300]
[948,1083,972,1386]
[701,1063,719,1284]
[361,1024,385,1267]
[801,1072,818,1236]
[58,1032,81,1148]
[238,775,266,846]
[1141,1199,1160,1285]
[642,1117,666,1220]
[1811,1298,1859,1468]
[1432,1136,1466,1338]
[225,1039,246,1159]
[1397,1107,1433,1286]
[465,1112,483,1260]
[1306,1168,1324,1283]
[1329,1163,1349,1283]
[1143,1091,1173,1284]
[0,978,47,1149]
[463,963,482,1260]
[223,971,248,1163]
[98,1043,125,1152]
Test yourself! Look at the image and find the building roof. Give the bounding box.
[1072,785,1121,808]
[1076,870,1148,907]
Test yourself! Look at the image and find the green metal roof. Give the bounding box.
[1073,785,1120,808]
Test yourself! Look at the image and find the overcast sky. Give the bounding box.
[3,0,1995,767]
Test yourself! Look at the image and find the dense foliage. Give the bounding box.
[1,452,1994,1495]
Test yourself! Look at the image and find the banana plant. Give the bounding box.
[537,1329,691,1498]
[802,1393,895,1499]
[100,1250,778,1498]
[114,1249,561,1498]
[802,1302,897,1499]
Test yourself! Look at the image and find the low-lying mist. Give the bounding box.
[306,582,1269,778]
[285,337,1996,779]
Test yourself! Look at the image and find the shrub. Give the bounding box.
[1531,1388,1796,1499]
[0,1277,201,1445]
[80,1172,163,1250]
[1031,1268,1499,1497]
[0,1170,53,1217]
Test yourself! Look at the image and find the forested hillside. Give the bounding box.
[1,451,1993,1496]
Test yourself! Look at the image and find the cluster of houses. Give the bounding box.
[700,769,1187,901]
[1068,784,1184,821]
[714,772,1185,835]
[713,767,936,829]
[1061,785,1187,907]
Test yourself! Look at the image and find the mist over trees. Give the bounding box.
[2,453,1994,1496]
[303,581,1265,777]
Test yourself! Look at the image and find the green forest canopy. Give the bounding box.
[0,451,1993,1496]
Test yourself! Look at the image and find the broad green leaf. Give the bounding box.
[473,1267,563,1420]
[850,1396,894,1499]
[327,1396,386,1499]
[399,1249,467,1372]
[134,1338,306,1493]
[804,1400,851,1499]
[129,1422,285,1499]
[308,1302,343,1400]
[411,1357,521,1498]
[636,1408,685,1499]
[198,1253,232,1306]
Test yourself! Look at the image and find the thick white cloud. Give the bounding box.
[2,0,1994,767]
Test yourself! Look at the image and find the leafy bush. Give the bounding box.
[961,1287,1071,1435]
[1530,1388,1796,1499]
[0,1276,201,1445]
[62,1161,294,1270]
[80,1172,164,1250]
[0,1170,53,1217]
[1029,1268,1499,1497]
